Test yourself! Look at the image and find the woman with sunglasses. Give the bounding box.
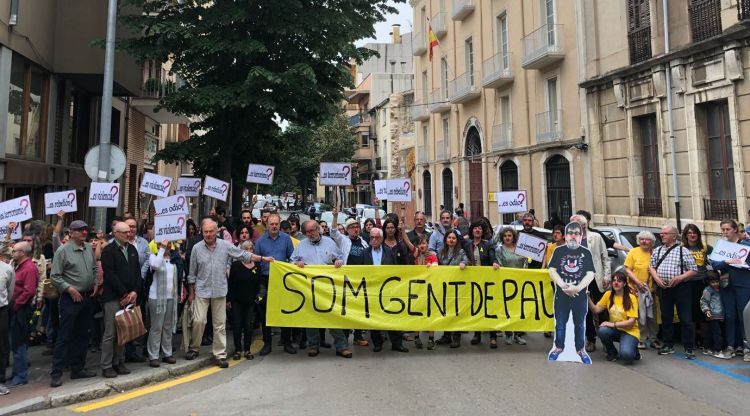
[587,269,640,363]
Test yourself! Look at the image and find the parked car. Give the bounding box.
[359,208,386,228]
[319,211,349,227]
[595,225,663,271]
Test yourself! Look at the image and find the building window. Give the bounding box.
[465,38,474,85]
[636,115,662,217]
[699,100,737,220]
[361,133,369,148]
[498,14,510,70]
[441,58,449,99]
[442,168,453,213]
[546,76,559,127]
[67,90,92,165]
[543,0,556,45]
[423,170,432,216]
[422,71,429,103]
[689,0,722,42]
[500,160,518,224]
[628,0,652,64]
[5,53,49,159]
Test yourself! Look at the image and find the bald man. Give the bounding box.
[8,241,39,386]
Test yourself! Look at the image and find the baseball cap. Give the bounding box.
[69,220,89,230]
[345,218,359,228]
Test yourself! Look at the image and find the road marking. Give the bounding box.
[70,360,242,413]
[676,355,750,384]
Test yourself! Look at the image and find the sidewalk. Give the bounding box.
[0,334,216,416]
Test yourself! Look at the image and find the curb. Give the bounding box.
[0,356,213,416]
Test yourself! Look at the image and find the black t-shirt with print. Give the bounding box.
[549,245,595,286]
[347,238,367,265]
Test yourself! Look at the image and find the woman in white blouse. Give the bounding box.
[147,240,180,367]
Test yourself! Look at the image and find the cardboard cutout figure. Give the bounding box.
[547,222,596,364]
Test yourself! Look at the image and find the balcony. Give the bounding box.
[536,110,562,142]
[690,0,722,42]
[412,31,427,56]
[348,113,371,127]
[418,145,428,164]
[451,0,475,21]
[131,74,189,124]
[432,12,447,38]
[354,145,373,161]
[740,0,750,20]
[522,24,565,69]
[449,71,481,104]
[703,198,738,221]
[412,98,430,121]
[491,123,512,151]
[628,26,652,65]
[482,52,514,89]
[638,198,663,217]
[436,139,447,161]
[429,88,452,113]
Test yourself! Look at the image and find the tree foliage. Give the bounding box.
[118,0,397,210]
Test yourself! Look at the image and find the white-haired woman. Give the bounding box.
[147,240,181,367]
[624,231,660,350]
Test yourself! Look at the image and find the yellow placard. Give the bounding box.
[267,263,555,331]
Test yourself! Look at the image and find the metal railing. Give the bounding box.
[628,25,652,64]
[740,0,750,20]
[431,12,447,37]
[482,52,513,86]
[418,145,427,164]
[522,24,564,66]
[638,197,663,217]
[142,77,180,99]
[689,0,722,42]
[411,99,430,120]
[348,113,370,127]
[412,31,426,55]
[429,88,451,112]
[703,198,737,221]
[450,71,479,101]
[451,0,475,20]
[436,139,446,160]
[536,110,562,142]
[492,123,511,151]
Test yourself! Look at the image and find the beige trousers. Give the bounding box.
[189,296,227,359]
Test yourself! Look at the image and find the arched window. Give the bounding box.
[422,170,432,216]
[442,168,453,213]
[500,160,518,224]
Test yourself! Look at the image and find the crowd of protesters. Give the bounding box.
[0,202,749,395]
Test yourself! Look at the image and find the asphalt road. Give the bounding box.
[28,332,750,416]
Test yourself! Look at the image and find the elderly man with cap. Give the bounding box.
[329,207,370,346]
[290,220,352,358]
[0,247,15,395]
[49,220,98,387]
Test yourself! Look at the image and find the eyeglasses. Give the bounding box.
[660,232,675,236]
[304,229,316,234]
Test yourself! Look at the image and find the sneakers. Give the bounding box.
[658,346,675,355]
[637,342,647,350]
[703,349,716,356]
[514,335,527,345]
[714,349,734,360]
[414,338,423,349]
[605,354,618,362]
[585,340,596,353]
[651,339,664,350]
[744,348,750,362]
[684,349,696,360]
[578,350,592,365]
[548,349,562,361]
[426,339,436,350]
[504,336,513,346]
[0,384,8,395]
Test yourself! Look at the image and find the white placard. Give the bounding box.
[139,172,173,198]
[203,175,229,201]
[153,194,190,217]
[386,179,412,202]
[246,164,275,185]
[153,214,187,242]
[44,190,78,216]
[374,180,388,200]
[514,232,548,263]
[709,239,750,268]
[0,223,22,240]
[0,195,32,225]
[175,177,201,197]
[319,162,352,186]
[88,183,120,208]
[496,190,528,214]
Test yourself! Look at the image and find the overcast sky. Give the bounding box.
[356,1,412,46]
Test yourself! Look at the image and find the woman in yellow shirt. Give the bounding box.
[542,225,565,268]
[623,230,660,350]
[588,268,640,364]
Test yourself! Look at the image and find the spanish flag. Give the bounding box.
[428,22,439,61]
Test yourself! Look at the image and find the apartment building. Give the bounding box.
[581,0,750,235]
[412,0,591,224]
[0,1,189,227]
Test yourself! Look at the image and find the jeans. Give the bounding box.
[259,297,291,346]
[10,304,32,382]
[0,306,8,383]
[586,281,603,342]
[659,283,694,350]
[705,320,723,352]
[598,326,638,363]
[721,285,750,349]
[305,328,349,351]
[554,289,587,351]
[231,300,255,352]
[51,293,94,378]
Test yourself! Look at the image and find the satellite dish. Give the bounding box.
[84,144,127,181]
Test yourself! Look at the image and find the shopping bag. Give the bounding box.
[114,304,147,346]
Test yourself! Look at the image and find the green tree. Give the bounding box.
[119,0,397,212]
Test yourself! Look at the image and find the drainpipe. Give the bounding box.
[663,0,681,231]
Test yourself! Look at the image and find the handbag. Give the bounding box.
[114,304,147,346]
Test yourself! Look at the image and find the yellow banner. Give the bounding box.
[267,263,554,331]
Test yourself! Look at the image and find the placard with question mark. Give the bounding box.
[88,183,120,208]
[203,175,230,202]
[44,190,78,216]
[246,163,275,185]
[0,195,32,225]
[319,162,352,186]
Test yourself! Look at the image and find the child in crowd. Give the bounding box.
[700,271,726,358]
